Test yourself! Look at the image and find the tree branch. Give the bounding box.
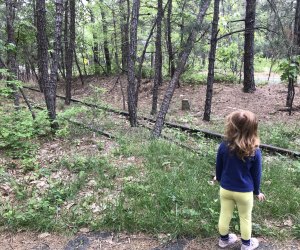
[217,26,278,41]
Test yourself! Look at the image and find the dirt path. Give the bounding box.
[1,231,299,250]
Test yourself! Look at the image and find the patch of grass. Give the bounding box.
[181,72,239,85]
[101,137,220,237]
[259,122,300,151]
[1,124,299,240]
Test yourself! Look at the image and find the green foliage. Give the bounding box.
[279,57,300,82]
[0,108,50,158]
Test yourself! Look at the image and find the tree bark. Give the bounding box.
[36,0,48,94]
[62,0,68,78]
[127,0,140,127]
[166,0,175,77]
[65,0,75,105]
[294,0,300,50]
[100,0,112,74]
[112,9,120,72]
[243,0,256,93]
[5,0,19,107]
[151,0,163,115]
[47,0,63,126]
[120,0,130,72]
[152,0,212,138]
[203,0,220,121]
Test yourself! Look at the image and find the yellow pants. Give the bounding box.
[218,187,253,240]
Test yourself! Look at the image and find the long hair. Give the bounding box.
[224,110,260,160]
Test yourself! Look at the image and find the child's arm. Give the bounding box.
[250,149,263,196]
[215,143,224,182]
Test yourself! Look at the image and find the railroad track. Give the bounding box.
[23,86,300,158]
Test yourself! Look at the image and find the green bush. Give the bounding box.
[0,108,50,158]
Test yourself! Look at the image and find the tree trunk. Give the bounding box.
[294,0,300,51]
[100,0,112,74]
[127,0,140,127]
[152,0,211,138]
[203,0,220,121]
[151,0,163,115]
[243,0,256,93]
[112,9,120,72]
[47,0,63,126]
[65,0,75,105]
[36,0,49,95]
[62,0,68,78]
[5,0,19,108]
[166,0,175,77]
[180,0,188,49]
[120,0,130,72]
[74,50,84,85]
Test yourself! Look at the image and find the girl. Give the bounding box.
[215,110,265,250]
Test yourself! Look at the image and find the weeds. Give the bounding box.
[0,118,299,241]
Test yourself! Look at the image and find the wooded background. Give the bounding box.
[1,0,299,135]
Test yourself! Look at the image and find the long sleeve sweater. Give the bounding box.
[216,142,262,195]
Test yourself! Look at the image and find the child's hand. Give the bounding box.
[256,193,266,202]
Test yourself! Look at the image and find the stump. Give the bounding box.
[181,99,190,111]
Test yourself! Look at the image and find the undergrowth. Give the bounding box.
[0,106,299,240]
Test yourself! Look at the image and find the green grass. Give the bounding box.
[0,124,299,240]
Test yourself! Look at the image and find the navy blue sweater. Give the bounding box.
[216,142,262,195]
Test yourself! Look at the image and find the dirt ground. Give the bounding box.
[69,75,300,127]
[2,76,300,249]
[0,231,299,250]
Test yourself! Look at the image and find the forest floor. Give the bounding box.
[1,76,300,249]
[69,74,300,127]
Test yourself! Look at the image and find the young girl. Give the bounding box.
[215,110,265,250]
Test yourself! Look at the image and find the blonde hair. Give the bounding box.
[224,110,260,159]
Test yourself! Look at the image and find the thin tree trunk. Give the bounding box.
[65,0,75,105]
[180,0,188,49]
[100,0,111,74]
[135,0,170,108]
[243,0,256,93]
[28,58,38,81]
[36,0,49,95]
[120,0,130,73]
[74,50,84,85]
[286,77,295,115]
[294,0,300,52]
[81,52,88,76]
[112,9,120,72]
[152,0,211,138]
[5,0,19,108]
[166,0,175,77]
[19,88,36,119]
[62,0,69,78]
[151,0,163,115]
[47,0,63,126]
[203,0,220,121]
[127,0,140,127]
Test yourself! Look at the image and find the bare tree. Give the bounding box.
[203,0,220,121]
[127,0,140,127]
[243,0,257,93]
[152,0,212,138]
